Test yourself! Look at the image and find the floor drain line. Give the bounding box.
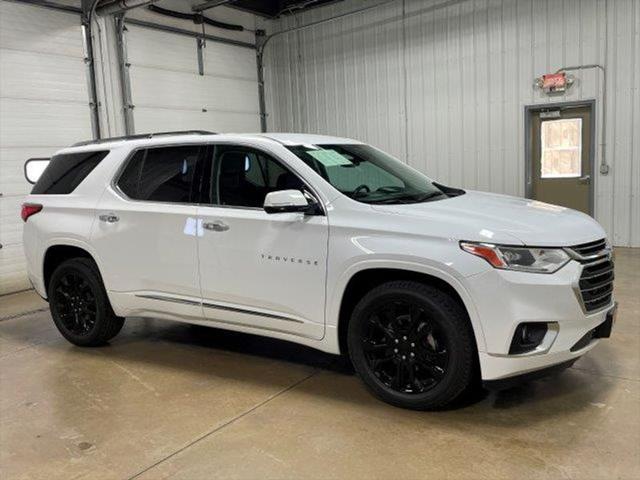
[0,308,48,322]
[127,370,319,479]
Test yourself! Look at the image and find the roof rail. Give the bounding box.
[71,130,217,147]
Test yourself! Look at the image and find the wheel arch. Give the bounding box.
[333,264,487,357]
[42,243,100,295]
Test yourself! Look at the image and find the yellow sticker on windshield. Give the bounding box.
[307,149,352,167]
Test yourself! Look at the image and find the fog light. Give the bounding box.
[509,323,548,354]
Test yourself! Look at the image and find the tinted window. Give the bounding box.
[31,150,109,194]
[117,146,203,203]
[212,146,304,208]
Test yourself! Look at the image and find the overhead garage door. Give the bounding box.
[125,25,260,133]
[0,1,91,294]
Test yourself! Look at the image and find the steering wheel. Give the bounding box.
[352,184,371,197]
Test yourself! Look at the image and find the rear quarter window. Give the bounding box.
[116,146,202,203]
[31,150,109,194]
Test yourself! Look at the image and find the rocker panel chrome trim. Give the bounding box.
[135,293,199,306]
[135,293,304,324]
[201,300,304,324]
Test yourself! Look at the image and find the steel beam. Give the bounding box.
[192,0,231,12]
[123,18,256,50]
[97,0,160,16]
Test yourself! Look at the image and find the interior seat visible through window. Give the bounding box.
[218,151,263,207]
[213,146,305,208]
[276,171,303,190]
[117,145,203,203]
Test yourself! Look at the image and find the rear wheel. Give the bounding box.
[347,281,475,410]
[48,258,124,346]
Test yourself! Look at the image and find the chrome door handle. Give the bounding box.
[99,213,119,223]
[578,175,591,184]
[203,221,229,232]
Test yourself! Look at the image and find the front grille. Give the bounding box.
[568,239,614,313]
[570,238,607,257]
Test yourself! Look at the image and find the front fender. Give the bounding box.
[326,256,488,354]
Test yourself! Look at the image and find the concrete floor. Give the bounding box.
[1,249,638,480]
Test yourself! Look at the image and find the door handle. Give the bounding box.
[99,213,119,223]
[203,220,229,232]
[578,175,591,184]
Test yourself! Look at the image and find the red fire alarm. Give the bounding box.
[534,72,575,93]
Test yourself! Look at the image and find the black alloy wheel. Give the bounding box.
[48,258,124,346]
[362,300,449,394]
[348,280,476,410]
[52,271,98,336]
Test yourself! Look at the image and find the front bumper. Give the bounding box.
[466,260,616,382]
[482,359,577,390]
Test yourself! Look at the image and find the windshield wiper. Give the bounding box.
[412,191,447,202]
[366,191,447,204]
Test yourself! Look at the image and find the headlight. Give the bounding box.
[460,242,570,273]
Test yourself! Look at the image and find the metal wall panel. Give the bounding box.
[264,0,640,247]
[0,1,89,294]
[126,24,260,133]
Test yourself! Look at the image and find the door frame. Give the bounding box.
[524,99,596,216]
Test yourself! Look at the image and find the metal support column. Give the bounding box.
[115,14,135,135]
[256,29,267,133]
[81,14,101,139]
[196,37,206,76]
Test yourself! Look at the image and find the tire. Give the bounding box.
[347,280,476,410]
[48,257,124,347]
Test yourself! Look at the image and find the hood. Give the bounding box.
[371,190,606,246]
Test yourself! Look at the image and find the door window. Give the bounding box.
[117,145,203,203]
[540,118,582,178]
[212,146,304,208]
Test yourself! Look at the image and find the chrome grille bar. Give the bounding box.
[569,238,614,314]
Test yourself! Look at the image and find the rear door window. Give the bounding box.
[117,145,204,203]
[31,150,109,194]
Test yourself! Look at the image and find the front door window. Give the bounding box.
[212,146,305,208]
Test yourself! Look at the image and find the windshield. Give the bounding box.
[287,144,453,204]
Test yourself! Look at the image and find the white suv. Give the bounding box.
[22,131,616,410]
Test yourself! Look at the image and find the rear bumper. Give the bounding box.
[23,221,47,299]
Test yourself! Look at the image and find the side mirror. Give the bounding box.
[24,158,50,184]
[264,189,310,214]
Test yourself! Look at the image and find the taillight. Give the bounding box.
[21,203,42,222]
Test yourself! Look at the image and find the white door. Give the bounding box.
[91,145,206,320]
[125,25,260,133]
[197,145,327,340]
[0,2,91,294]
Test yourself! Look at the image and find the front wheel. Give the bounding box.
[347,281,476,410]
[48,258,124,346]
